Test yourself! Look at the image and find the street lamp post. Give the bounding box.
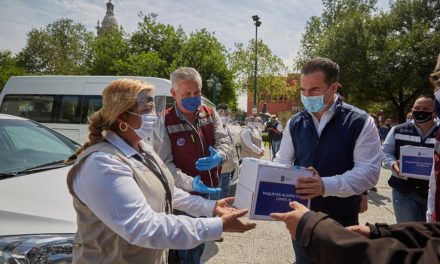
[252,15,261,115]
[206,75,222,105]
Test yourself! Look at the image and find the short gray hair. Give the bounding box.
[170,67,202,91]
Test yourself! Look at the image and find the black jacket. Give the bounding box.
[296,211,440,264]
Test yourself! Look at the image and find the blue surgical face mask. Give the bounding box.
[182,96,201,112]
[301,87,333,113]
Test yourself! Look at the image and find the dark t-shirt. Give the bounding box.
[378,125,391,140]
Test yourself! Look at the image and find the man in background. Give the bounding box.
[378,118,392,143]
[265,114,283,159]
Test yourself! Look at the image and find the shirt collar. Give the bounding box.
[104,130,140,158]
[173,102,199,122]
[412,119,440,138]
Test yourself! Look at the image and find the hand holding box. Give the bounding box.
[399,146,433,180]
[234,158,313,220]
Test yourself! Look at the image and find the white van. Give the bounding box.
[0,76,215,144]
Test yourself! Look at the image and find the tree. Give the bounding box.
[129,13,186,78]
[229,40,289,105]
[175,29,236,108]
[296,0,440,121]
[17,19,93,75]
[112,51,167,76]
[367,0,440,121]
[88,28,129,75]
[0,50,25,92]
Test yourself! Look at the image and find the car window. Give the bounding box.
[58,95,82,124]
[0,95,55,122]
[81,96,103,124]
[0,119,78,174]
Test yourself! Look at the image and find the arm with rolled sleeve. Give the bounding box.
[212,109,234,162]
[154,128,194,192]
[382,126,398,172]
[73,153,222,250]
[321,116,382,197]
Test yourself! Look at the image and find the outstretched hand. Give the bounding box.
[196,146,222,171]
[213,197,238,216]
[270,202,310,239]
[221,209,256,233]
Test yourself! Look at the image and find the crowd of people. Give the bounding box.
[63,54,440,263]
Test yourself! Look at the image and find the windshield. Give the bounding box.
[0,118,79,175]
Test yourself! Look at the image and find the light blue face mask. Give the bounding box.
[300,89,331,113]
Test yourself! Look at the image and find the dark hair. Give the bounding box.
[301,58,339,85]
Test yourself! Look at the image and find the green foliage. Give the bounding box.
[88,28,129,75]
[14,12,298,110]
[175,29,236,106]
[113,51,167,76]
[16,18,93,75]
[297,0,440,122]
[129,13,186,77]
[0,50,25,92]
[228,39,288,104]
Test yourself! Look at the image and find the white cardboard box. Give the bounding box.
[399,145,433,180]
[233,158,312,220]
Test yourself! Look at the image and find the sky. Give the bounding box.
[0,0,388,66]
[0,0,389,109]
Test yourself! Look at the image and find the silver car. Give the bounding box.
[0,114,79,263]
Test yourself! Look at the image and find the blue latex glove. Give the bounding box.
[195,146,223,171]
[191,175,221,194]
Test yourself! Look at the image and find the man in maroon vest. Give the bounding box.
[154,67,233,264]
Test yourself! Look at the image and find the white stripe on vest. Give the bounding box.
[395,133,421,143]
[167,124,193,134]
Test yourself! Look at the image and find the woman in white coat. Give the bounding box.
[65,79,256,263]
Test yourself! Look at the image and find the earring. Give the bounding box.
[119,122,128,132]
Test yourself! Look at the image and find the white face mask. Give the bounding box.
[127,111,157,139]
[247,121,255,128]
[221,116,230,124]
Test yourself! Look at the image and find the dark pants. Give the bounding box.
[392,188,427,223]
[209,172,231,200]
[271,139,281,159]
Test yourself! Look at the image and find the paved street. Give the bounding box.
[203,146,396,263]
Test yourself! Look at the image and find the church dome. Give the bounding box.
[101,14,117,29]
[96,0,118,35]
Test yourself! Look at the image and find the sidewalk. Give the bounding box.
[202,146,396,263]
